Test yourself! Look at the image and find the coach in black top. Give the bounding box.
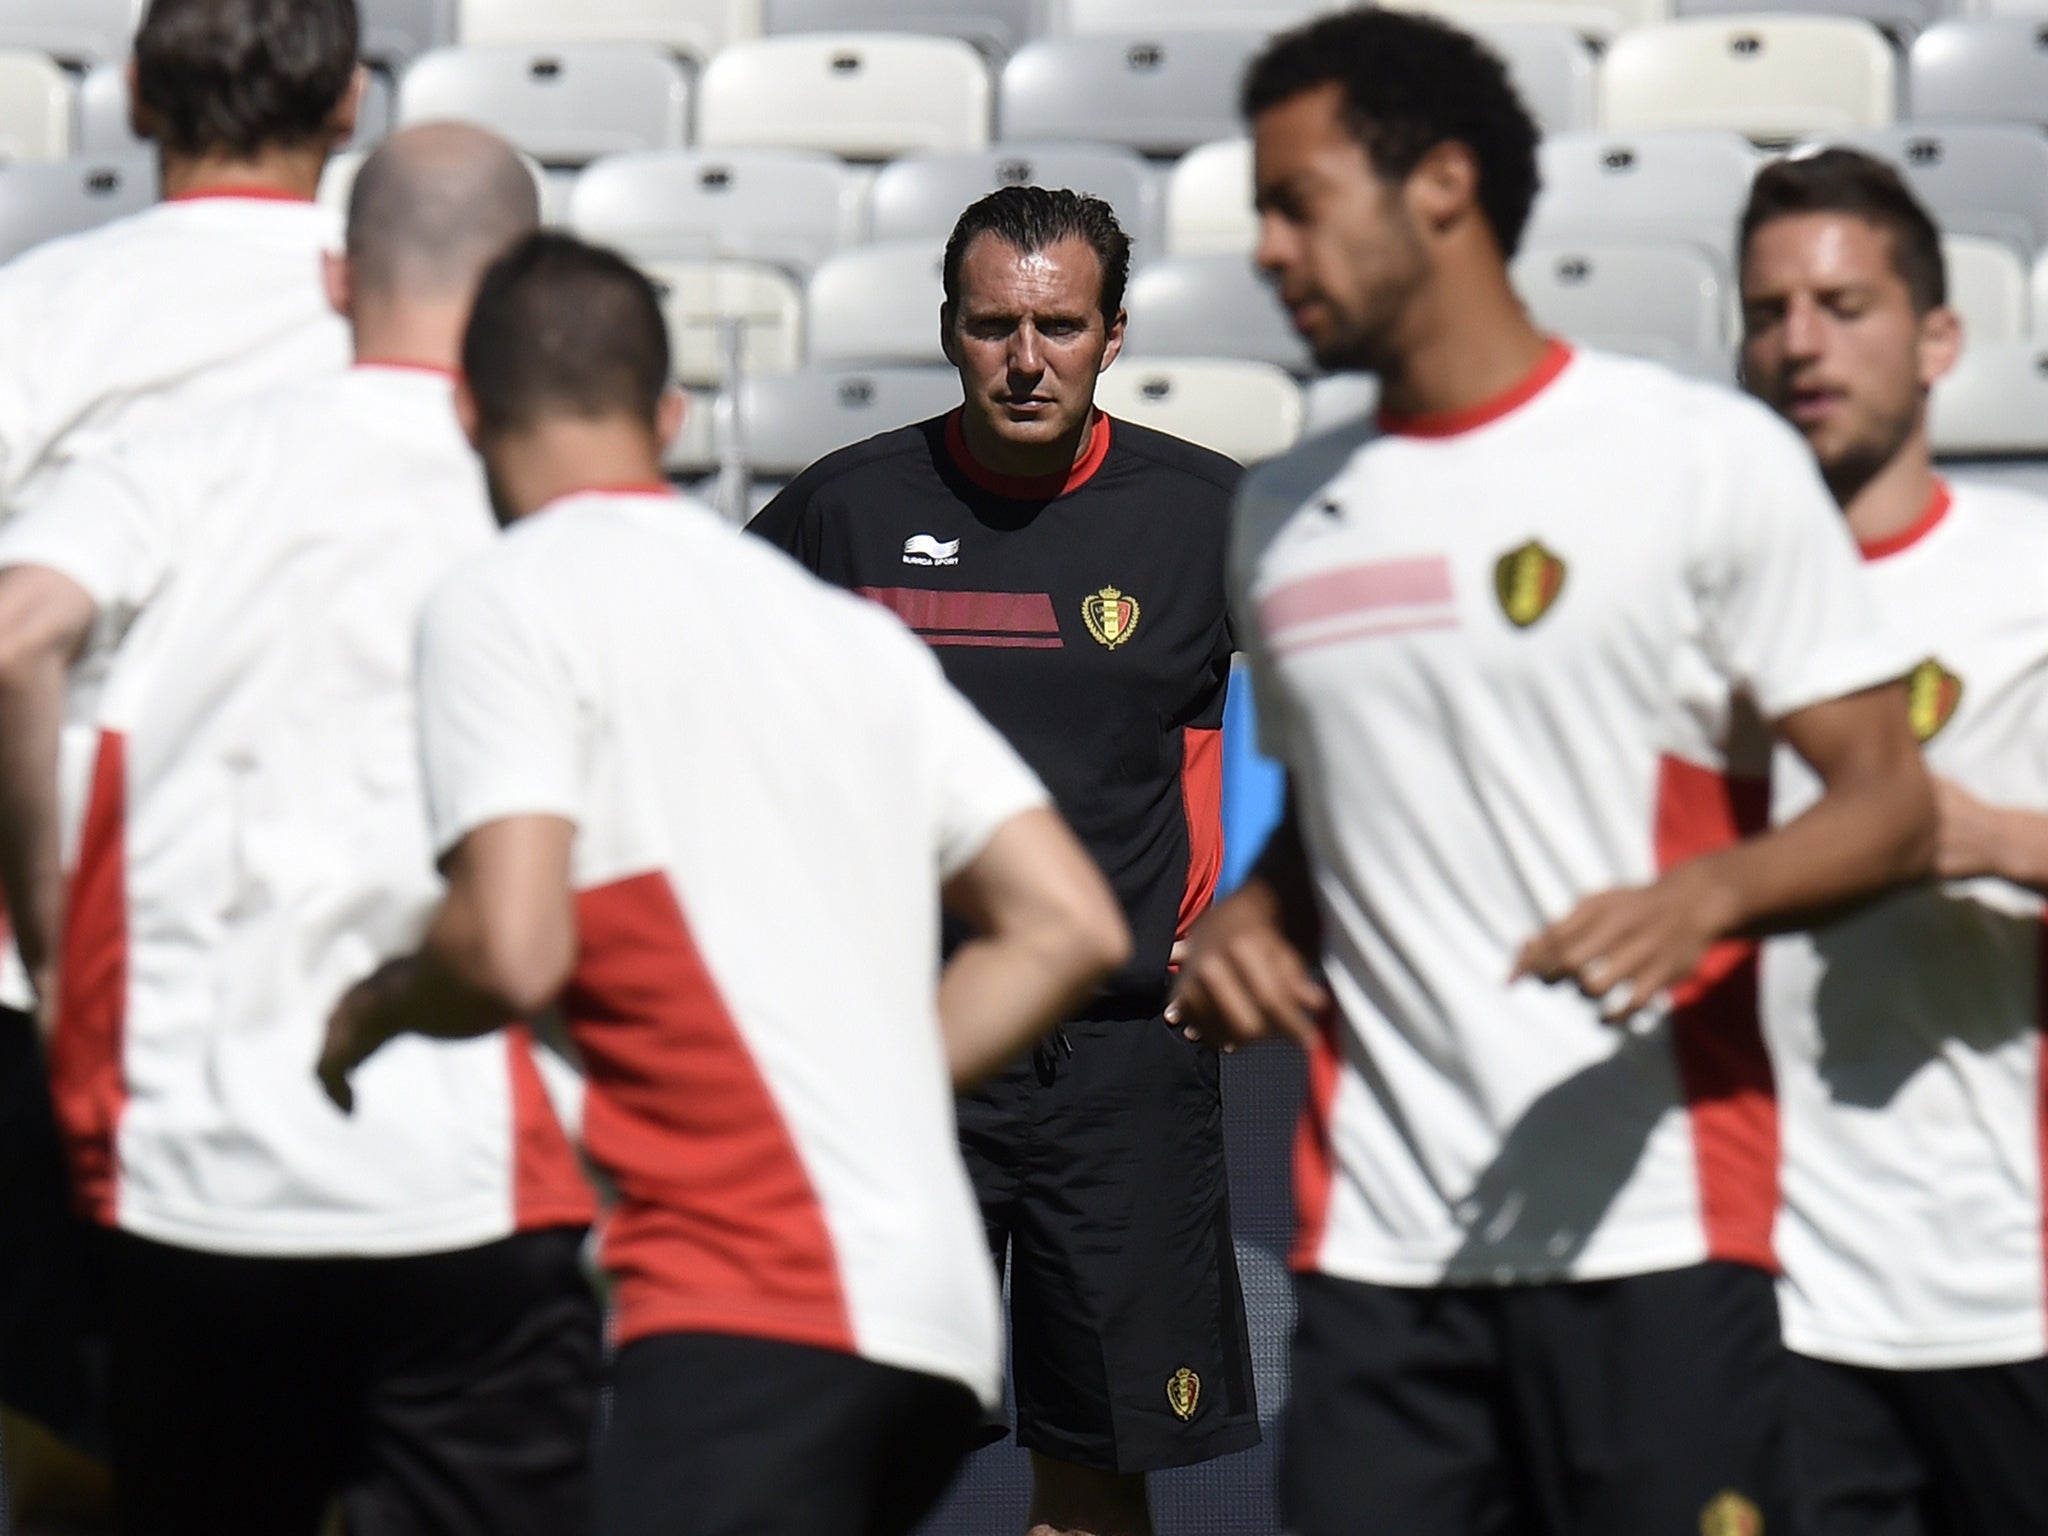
[750,187,1257,1536]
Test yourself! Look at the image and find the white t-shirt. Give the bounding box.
[0,366,594,1257]
[1232,343,1912,1288]
[417,487,1050,1404]
[1766,478,2048,1369]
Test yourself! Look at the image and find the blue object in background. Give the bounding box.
[1221,659,1286,894]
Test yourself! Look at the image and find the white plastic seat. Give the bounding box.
[570,149,860,273]
[0,48,69,163]
[361,0,456,67]
[458,0,762,59]
[0,0,132,64]
[1943,234,2029,343]
[1383,0,1672,45]
[1909,19,2048,128]
[1124,255,1311,374]
[1673,0,1941,43]
[1525,130,1759,273]
[396,43,689,166]
[1164,139,1252,258]
[1601,17,1898,141]
[763,0,1048,60]
[1930,340,2048,454]
[1477,22,1598,134]
[999,32,1258,156]
[0,153,155,263]
[642,258,806,387]
[699,34,992,157]
[1053,0,1323,28]
[1809,125,2048,256]
[735,365,964,475]
[806,242,947,365]
[1301,372,1380,435]
[1511,240,1730,357]
[2036,249,2048,341]
[868,144,1159,252]
[1096,358,1302,463]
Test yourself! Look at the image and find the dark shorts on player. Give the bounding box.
[104,1225,600,1536]
[1283,1261,1792,1536]
[595,1333,982,1536]
[1788,1350,2048,1536]
[958,1012,1260,1474]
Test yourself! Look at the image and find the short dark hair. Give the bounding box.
[462,232,670,437]
[941,186,1132,323]
[1740,148,1947,313]
[133,0,359,159]
[1241,7,1542,258]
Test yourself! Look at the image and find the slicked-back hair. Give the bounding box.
[942,186,1132,323]
[463,233,670,438]
[1740,148,1948,314]
[134,0,359,159]
[1241,7,1542,259]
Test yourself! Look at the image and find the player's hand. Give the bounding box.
[30,962,57,1045]
[1166,885,1329,1049]
[1513,864,1739,1024]
[317,960,409,1114]
[1930,776,2009,882]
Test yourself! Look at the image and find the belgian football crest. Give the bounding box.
[1082,586,1142,650]
[1699,1490,1763,1536]
[1905,657,1963,743]
[1494,540,1567,628]
[1166,1367,1201,1421]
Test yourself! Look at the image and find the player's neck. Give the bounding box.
[487,418,671,523]
[350,298,470,378]
[158,144,327,204]
[1841,429,1942,551]
[956,403,1098,482]
[1378,265,1550,423]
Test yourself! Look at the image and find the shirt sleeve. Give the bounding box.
[0,438,183,620]
[912,642,1051,880]
[1695,406,1916,721]
[416,562,583,857]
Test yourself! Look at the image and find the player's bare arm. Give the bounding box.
[319,814,575,1111]
[938,806,1132,1091]
[1167,792,1330,1050]
[1926,777,2048,893]
[0,565,96,1020]
[1518,680,1934,1020]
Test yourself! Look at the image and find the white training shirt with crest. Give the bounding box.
[1231,343,1912,1288]
[1766,477,2048,1370]
[0,365,594,1257]
[415,486,1050,1406]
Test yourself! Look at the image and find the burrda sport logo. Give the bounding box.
[902,533,960,567]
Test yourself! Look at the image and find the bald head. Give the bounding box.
[346,123,540,305]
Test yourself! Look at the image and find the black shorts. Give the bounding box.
[1283,1262,1792,1536]
[104,1225,600,1536]
[1788,1350,2048,1535]
[958,1012,1260,1474]
[595,1333,982,1536]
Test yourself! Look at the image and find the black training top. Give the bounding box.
[748,409,1239,1010]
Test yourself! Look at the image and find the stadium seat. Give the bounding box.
[1810,125,2048,258]
[698,34,992,157]
[570,149,860,272]
[457,0,762,59]
[1943,234,2029,343]
[1164,139,1252,258]
[1525,130,1759,273]
[867,144,1159,252]
[2037,249,2048,340]
[1511,240,1730,357]
[735,365,964,475]
[762,0,1049,60]
[360,0,456,68]
[1383,0,1672,46]
[1601,17,1898,142]
[1124,255,1312,374]
[0,153,155,263]
[999,32,1258,156]
[1477,22,1599,133]
[807,241,947,365]
[395,43,689,166]
[0,49,69,164]
[1909,20,2048,129]
[1671,0,1940,45]
[1929,340,2048,454]
[1301,372,1380,435]
[641,258,805,387]
[1052,0,1322,28]
[0,0,131,65]
[1095,358,1302,463]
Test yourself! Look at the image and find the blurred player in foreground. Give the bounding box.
[1741,147,2048,1536]
[750,185,1255,1536]
[319,232,1132,1536]
[0,126,593,1536]
[1171,11,1936,1535]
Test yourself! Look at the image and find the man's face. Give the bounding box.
[945,234,1124,451]
[1740,211,1956,501]
[1252,83,1428,374]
